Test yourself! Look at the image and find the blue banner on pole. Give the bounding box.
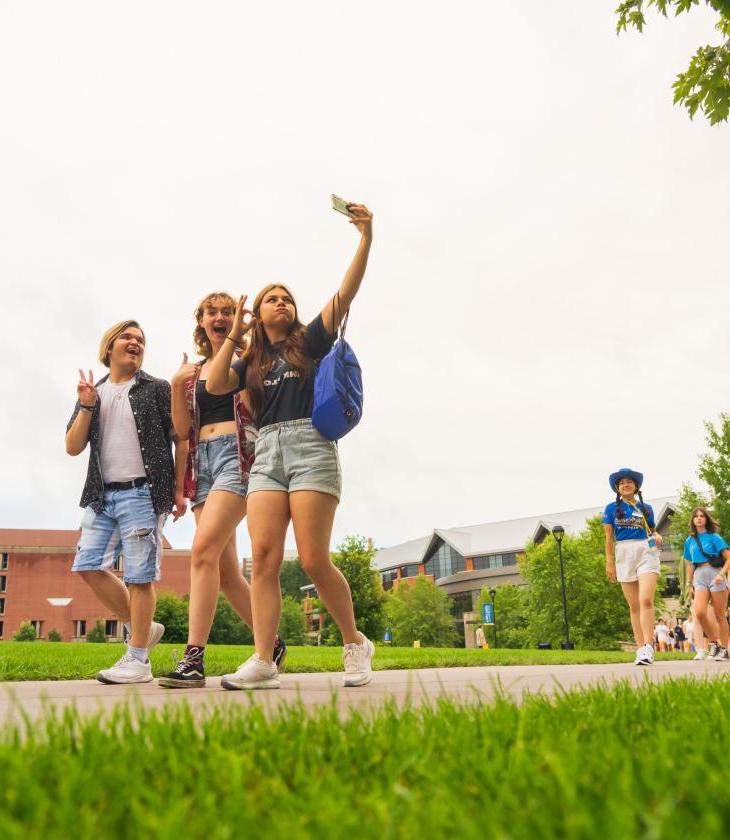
[482,603,494,625]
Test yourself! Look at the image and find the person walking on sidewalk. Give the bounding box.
[683,507,730,661]
[206,201,374,690]
[66,320,187,684]
[603,468,662,666]
[158,292,286,688]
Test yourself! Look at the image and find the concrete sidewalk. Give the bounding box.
[2,659,728,722]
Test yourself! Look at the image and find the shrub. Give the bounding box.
[278,596,307,645]
[86,620,107,643]
[13,621,37,642]
[48,629,63,642]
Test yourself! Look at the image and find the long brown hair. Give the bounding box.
[243,283,313,422]
[193,292,237,359]
[689,507,718,535]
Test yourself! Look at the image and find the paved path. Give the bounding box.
[2,659,729,722]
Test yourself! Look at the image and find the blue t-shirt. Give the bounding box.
[682,532,729,565]
[602,500,655,542]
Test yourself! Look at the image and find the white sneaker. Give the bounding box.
[642,645,655,665]
[97,652,153,684]
[343,635,375,687]
[634,645,648,665]
[220,654,280,690]
[712,647,730,661]
[148,621,165,648]
[693,650,708,660]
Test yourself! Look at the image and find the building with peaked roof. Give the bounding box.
[0,528,191,642]
[374,497,679,633]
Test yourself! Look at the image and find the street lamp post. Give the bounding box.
[551,526,574,650]
[488,587,497,649]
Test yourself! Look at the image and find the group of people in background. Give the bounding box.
[65,202,375,690]
[603,468,730,665]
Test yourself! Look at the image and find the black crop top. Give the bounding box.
[196,380,236,426]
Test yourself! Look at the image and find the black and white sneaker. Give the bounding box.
[273,635,287,671]
[158,648,206,689]
[708,641,720,658]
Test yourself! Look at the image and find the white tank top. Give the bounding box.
[98,378,146,483]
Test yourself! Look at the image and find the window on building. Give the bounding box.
[472,552,518,571]
[0,576,6,593]
[0,598,4,615]
[105,620,119,637]
[380,570,398,591]
[423,540,466,580]
[75,620,87,638]
[31,620,43,638]
[0,621,3,638]
[400,564,419,578]
[448,591,474,618]
[0,552,8,570]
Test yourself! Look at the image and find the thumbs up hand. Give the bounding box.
[172,352,198,388]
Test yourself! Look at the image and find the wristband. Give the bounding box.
[79,404,95,413]
[226,335,243,348]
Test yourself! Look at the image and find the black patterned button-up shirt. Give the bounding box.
[66,370,176,516]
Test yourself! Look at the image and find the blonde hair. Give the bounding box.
[193,292,237,359]
[98,320,145,367]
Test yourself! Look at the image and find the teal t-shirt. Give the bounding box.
[682,532,729,565]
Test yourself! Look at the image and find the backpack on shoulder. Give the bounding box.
[312,294,363,441]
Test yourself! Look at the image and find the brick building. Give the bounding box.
[0,529,192,642]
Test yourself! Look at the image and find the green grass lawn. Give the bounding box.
[1,677,728,838]
[0,641,693,682]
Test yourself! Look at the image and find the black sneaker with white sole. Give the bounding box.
[708,641,720,658]
[158,648,206,689]
[273,635,287,671]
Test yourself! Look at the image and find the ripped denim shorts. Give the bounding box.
[72,483,165,584]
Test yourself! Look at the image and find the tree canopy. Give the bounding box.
[616,0,730,124]
[386,576,458,648]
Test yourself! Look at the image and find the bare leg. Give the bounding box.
[637,573,658,645]
[78,570,131,622]
[710,588,730,648]
[219,532,253,628]
[694,589,716,642]
[129,583,156,648]
[290,491,360,646]
[620,581,644,646]
[188,491,248,646]
[247,491,290,662]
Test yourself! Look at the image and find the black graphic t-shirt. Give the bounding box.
[231,314,334,428]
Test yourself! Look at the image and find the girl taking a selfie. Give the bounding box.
[206,202,374,690]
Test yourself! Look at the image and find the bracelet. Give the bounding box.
[226,335,243,348]
[79,404,95,413]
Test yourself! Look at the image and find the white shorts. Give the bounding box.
[615,539,661,583]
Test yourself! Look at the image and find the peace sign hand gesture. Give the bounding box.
[229,295,256,344]
[77,369,98,408]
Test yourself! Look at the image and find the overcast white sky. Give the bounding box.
[1,2,727,555]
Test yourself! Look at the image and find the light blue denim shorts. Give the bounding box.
[248,419,342,500]
[193,434,248,507]
[692,563,728,593]
[72,484,165,584]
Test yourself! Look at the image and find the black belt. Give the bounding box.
[104,477,147,491]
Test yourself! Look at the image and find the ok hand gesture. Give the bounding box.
[77,369,98,408]
[229,295,256,343]
[172,353,198,388]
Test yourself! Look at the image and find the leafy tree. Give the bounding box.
[475,585,530,649]
[522,517,640,649]
[209,595,254,645]
[86,620,107,643]
[280,558,309,601]
[698,412,730,536]
[669,482,711,603]
[154,591,189,643]
[278,596,308,645]
[385,576,458,648]
[616,1,730,124]
[48,629,62,642]
[317,535,387,645]
[13,621,37,641]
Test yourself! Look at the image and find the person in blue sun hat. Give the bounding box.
[602,468,663,666]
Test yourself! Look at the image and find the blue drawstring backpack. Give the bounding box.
[312,295,363,441]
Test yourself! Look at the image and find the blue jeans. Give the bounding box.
[193,433,248,507]
[72,484,165,584]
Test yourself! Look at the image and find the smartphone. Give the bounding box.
[331,194,352,216]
